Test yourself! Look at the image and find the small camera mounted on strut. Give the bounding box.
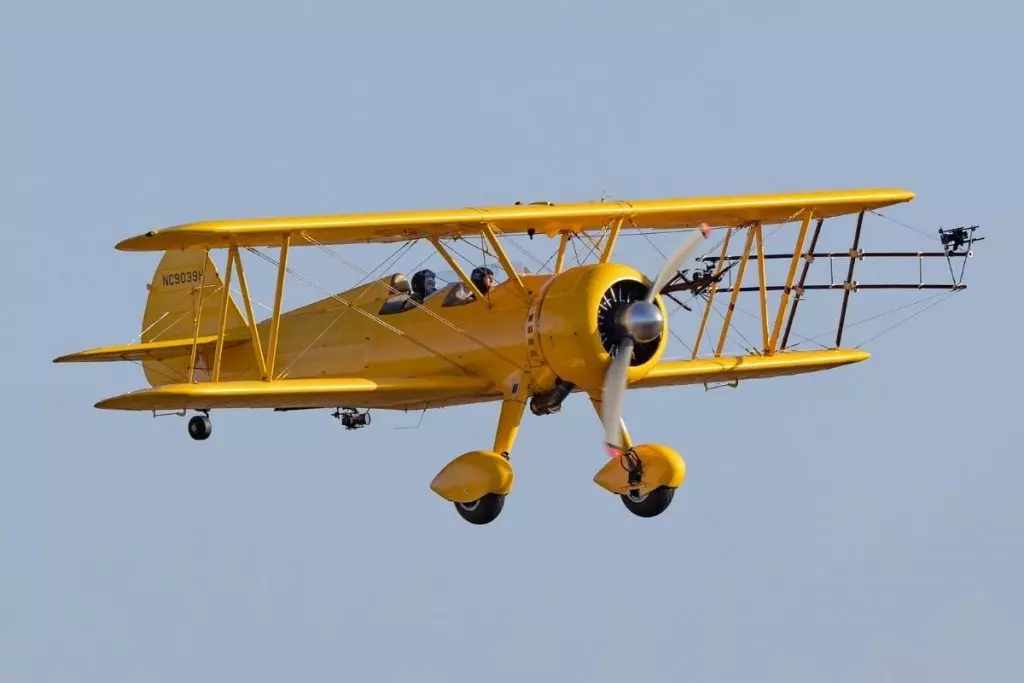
[333,407,371,430]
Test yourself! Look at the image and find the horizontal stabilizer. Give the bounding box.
[95,375,496,411]
[53,332,250,364]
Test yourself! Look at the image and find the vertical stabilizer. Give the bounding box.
[141,250,247,387]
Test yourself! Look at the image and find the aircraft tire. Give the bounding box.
[620,486,674,518]
[454,493,505,525]
[188,414,212,441]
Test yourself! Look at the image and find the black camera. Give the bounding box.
[333,407,371,430]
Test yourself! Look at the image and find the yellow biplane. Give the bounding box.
[54,188,980,524]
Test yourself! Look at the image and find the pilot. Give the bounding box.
[410,268,436,303]
[471,266,496,295]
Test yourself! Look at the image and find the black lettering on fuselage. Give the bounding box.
[160,269,204,288]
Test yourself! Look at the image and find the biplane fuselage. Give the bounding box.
[56,187,974,525]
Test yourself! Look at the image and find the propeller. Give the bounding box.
[601,223,713,457]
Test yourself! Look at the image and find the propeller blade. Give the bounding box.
[601,336,634,455]
[645,223,713,303]
[599,224,711,456]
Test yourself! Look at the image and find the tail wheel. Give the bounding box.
[188,414,212,441]
[621,486,674,518]
[454,493,505,525]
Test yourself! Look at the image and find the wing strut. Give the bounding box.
[668,211,980,359]
[768,211,813,354]
[266,234,291,379]
[482,222,530,300]
[780,217,824,350]
[836,210,865,347]
[429,236,485,301]
[211,246,237,381]
[231,246,269,379]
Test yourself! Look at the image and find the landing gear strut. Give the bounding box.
[188,412,212,440]
[432,395,523,525]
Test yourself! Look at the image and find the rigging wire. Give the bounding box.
[255,236,530,374]
[243,246,478,376]
[869,209,941,242]
[853,291,958,349]
[277,240,418,376]
[652,210,966,355]
[297,235,521,366]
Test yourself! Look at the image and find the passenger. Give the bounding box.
[410,268,436,303]
[471,266,496,295]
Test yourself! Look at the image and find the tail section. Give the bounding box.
[54,250,250,385]
[140,250,248,386]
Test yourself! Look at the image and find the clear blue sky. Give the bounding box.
[3,1,1020,680]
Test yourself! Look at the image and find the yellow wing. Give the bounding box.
[94,375,497,411]
[113,188,914,252]
[629,349,871,390]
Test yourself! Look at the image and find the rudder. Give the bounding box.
[142,250,247,387]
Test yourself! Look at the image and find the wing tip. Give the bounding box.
[94,388,179,411]
[52,348,113,363]
[115,231,157,251]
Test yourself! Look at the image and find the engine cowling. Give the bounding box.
[529,263,669,393]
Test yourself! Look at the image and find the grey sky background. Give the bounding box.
[3,1,1021,680]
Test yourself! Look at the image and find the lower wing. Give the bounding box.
[95,375,497,411]
[630,348,870,389]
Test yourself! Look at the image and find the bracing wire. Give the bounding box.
[296,235,529,372]
[248,237,530,376]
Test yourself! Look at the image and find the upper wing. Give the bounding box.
[113,188,914,252]
[95,375,497,411]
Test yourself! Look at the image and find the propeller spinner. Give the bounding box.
[601,223,712,457]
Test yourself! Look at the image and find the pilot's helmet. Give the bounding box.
[412,268,436,296]
[471,266,495,293]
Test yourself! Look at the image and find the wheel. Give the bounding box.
[188,414,212,441]
[621,486,674,518]
[454,493,505,525]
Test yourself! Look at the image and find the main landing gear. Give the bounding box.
[454,490,506,525]
[430,389,685,525]
[620,486,675,518]
[589,397,685,519]
[430,396,523,526]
